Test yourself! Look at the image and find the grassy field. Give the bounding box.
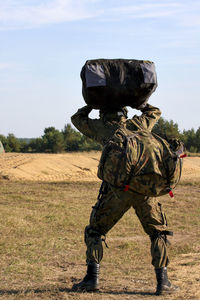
[0,178,199,300]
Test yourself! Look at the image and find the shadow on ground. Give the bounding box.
[0,286,155,297]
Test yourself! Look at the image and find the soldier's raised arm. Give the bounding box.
[71,105,93,136]
[132,103,161,131]
[71,105,106,143]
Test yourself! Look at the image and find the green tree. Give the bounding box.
[62,124,102,151]
[182,128,196,152]
[42,127,65,153]
[24,137,44,153]
[79,135,102,151]
[195,127,200,152]
[62,124,83,151]
[0,134,7,151]
[3,134,21,152]
[152,117,181,139]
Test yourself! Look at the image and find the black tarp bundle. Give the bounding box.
[81,58,158,109]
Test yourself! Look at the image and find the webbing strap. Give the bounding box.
[150,230,173,242]
[162,230,173,236]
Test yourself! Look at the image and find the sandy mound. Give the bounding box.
[181,156,200,181]
[0,152,100,182]
[0,152,199,182]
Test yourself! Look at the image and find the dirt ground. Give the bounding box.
[0,153,199,299]
[0,152,200,183]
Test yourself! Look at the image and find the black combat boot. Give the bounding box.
[155,267,179,295]
[72,262,100,292]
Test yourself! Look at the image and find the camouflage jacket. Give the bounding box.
[71,104,161,146]
[71,105,184,195]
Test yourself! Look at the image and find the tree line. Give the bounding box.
[0,124,102,153]
[0,118,200,153]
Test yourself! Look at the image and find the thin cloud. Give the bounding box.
[0,0,99,30]
[111,2,181,17]
[110,1,200,27]
[0,0,200,30]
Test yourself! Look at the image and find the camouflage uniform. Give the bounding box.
[71,104,170,269]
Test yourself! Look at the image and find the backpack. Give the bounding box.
[81,58,157,109]
[97,127,184,197]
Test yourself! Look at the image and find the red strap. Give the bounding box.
[179,153,187,158]
[124,185,130,192]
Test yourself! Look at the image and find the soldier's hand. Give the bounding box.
[137,100,149,111]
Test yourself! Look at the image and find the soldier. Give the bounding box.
[71,103,179,296]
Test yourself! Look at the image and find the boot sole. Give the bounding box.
[156,288,180,296]
[72,285,99,292]
[72,288,99,292]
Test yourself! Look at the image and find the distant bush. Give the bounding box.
[152,117,200,153]
[187,152,200,157]
[0,133,21,152]
[0,118,199,153]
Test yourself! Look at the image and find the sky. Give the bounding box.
[0,0,200,138]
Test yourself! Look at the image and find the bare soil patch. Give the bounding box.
[0,152,200,183]
[0,152,101,182]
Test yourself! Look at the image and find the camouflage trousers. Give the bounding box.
[85,182,171,269]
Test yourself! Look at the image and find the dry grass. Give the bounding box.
[0,177,199,299]
[0,153,199,299]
